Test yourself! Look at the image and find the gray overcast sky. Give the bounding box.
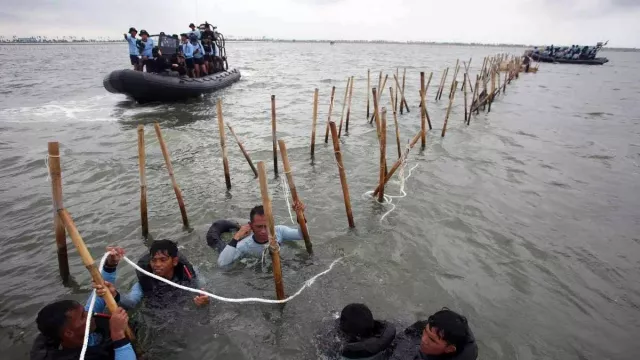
[1,0,638,47]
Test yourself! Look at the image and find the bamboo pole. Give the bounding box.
[227,122,258,177]
[366,69,370,118]
[394,68,399,112]
[338,77,351,137]
[329,121,355,228]
[372,87,381,138]
[400,68,409,114]
[463,73,468,123]
[136,126,149,237]
[488,69,496,113]
[472,74,481,118]
[256,162,285,300]
[48,142,69,282]
[369,74,388,124]
[420,72,427,148]
[389,87,401,159]
[372,130,422,197]
[503,71,507,94]
[424,72,433,130]
[154,123,189,228]
[378,108,387,202]
[324,86,337,144]
[441,81,458,137]
[216,101,232,190]
[277,140,312,255]
[393,74,410,116]
[271,95,278,175]
[436,68,447,100]
[345,76,354,134]
[310,88,319,157]
[448,59,460,99]
[377,70,382,98]
[57,209,134,339]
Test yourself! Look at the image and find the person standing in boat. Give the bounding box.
[188,23,201,40]
[180,33,196,78]
[210,203,306,267]
[137,30,154,72]
[123,27,139,71]
[201,23,215,74]
[190,33,206,77]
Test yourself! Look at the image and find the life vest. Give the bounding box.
[135,253,198,309]
[341,320,396,360]
[30,316,114,360]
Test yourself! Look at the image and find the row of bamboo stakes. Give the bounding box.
[48,53,530,317]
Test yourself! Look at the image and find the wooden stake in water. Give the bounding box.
[345,76,355,134]
[400,68,409,114]
[395,68,399,112]
[441,80,457,138]
[310,88,319,157]
[503,71,507,94]
[227,122,258,177]
[488,69,496,113]
[329,121,355,228]
[216,101,232,189]
[393,74,410,115]
[463,73,468,123]
[370,74,388,124]
[256,162,285,300]
[48,142,69,282]
[57,209,135,340]
[436,68,448,100]
[324,86,336,144]
[420,72,426,148]
[372,129,422,197]
[448,59,460,99]
[278,140,313,255]
[424,71,433,130]
[389,86,401,158]
[136,126,149,237]
[154,122,189,228]
[372,87,381,138]
[366,69,371,118]
[338,77,351,137]
[378,108,387,202]
[271,95,278,175]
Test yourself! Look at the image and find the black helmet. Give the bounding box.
[129,27,137,34]
[139,29,149,36]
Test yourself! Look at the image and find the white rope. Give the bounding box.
[280,174,295,224]
[81,251,345,358]
[80,253,109,360]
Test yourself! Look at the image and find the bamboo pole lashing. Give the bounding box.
[324,86,336,144]
[378,108,387,202]
[57,209,135,339]
[277,140,313,255]
[372,129,422,197]
[48,142,70,282]
[256,162,285,300]
[154,123,189,228]
[136,126,149,237]
[310,88,319,157]
[441,80,458,137]
[226,122,258,177]
[271,95,278,175]
[329,121,355,228]
[216,100,232,189]
[338,77,351,137]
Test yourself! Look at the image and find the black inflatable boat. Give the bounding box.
[103,68,241,102]
[530,53,608,65]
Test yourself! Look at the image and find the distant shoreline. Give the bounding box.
[0,39,636,51]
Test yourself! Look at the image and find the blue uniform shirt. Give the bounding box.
[217,225,304,267]
[193,42,204,59]
[125,34,138,55]
[182,42,195,58]
[140,38,154,57]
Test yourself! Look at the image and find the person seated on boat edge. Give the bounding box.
[30,248,135,360]
[146,46,179,74]
[214,202,307,267]
[99,241,210,310]
[123,27,140,71]
[180,33,196,78]
[136,30,154,72]
[190,33,206,77]
[170,50,187,77]
[390,308,477,360]
[317,303,396,360]
[188,23,201,40]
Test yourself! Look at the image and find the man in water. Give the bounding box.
[213,203,306,267]
[317,303,396,359]
[30,248,136,360]
[123,27,139,71]
[180,33,195,78]
[137,30,154,72]
[99,240,209,310]
[391,308,478,360]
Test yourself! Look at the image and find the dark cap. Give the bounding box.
[189,23,195,28]
[129,27,137,34]
[180,33,188,38]
[139,29,149,36]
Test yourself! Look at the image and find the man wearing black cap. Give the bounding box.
[188,23,201,41]
[123,27,139,70]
